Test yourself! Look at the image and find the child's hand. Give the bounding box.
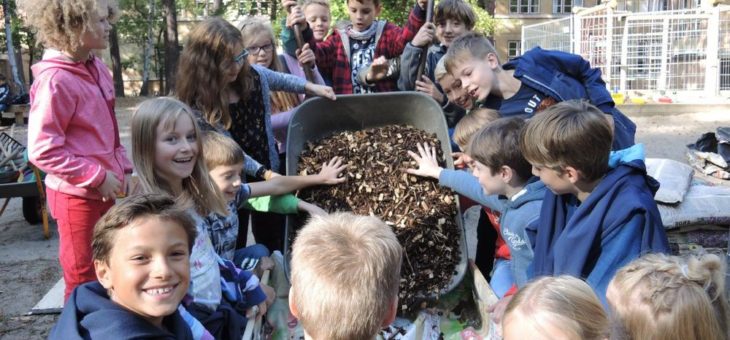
[286,6,307,30]
[282,0,298,11]
[406,143,443,179]
[316,157,347,184]
[411,23,435,48]
[296,43,316,68]
[366,56,389,83]
[304,83,336,100]
[417,0,428,10]
[488,295,513,326]
[298,200,327,216]
[415,75,444,104]
[99,170,122,202]
[453,152,472,168]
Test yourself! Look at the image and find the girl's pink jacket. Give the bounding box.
[28,51,133,200]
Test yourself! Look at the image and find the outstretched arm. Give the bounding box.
[248,156,346,197]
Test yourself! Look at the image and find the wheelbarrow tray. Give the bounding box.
[283,92,468,297]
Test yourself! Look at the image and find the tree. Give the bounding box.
[2,0,25,95]
[109,26,125,97]
[139,0,155,96]
[161,0,179,94]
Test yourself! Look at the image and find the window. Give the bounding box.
[508,41,522,58]
[553,0,583,13]
[509,0,539,13]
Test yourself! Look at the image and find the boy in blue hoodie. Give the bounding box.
[50,194,198,339]
[407,117,545,298]
[442,32,637,151]
[520,100,669,306]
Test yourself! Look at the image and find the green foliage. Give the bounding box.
[467,0,494,35]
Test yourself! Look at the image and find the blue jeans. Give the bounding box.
[490,259,514,299]
[233,244,270,271]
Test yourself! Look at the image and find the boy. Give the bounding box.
[289,212,402,340]
[285,0,428,94]
[398,0,475,128]
[521,100,668,304]
[50,194,197,339]
[201,131,326,266]
[443,32,636,150]
[407,117,545,297]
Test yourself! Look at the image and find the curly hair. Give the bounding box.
[608,253,730,340]
[176,17,252,130]
[19,0,118,52]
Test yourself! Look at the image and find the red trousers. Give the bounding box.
[47,189,114,301]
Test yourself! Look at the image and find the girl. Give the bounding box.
[502,275,609,340]
[23,0,133,300]
[130,97,344,338]
[240,17,325,153]
[176,17,334,252]
[608,253,730,340]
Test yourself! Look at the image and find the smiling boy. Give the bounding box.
[50,194,197,339]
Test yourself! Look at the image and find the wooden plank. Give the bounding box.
[28,278,64,315]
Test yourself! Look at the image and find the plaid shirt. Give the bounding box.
[304,5,425,94]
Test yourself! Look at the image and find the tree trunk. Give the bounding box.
[140,0,155,96]
[162,0,179,95]
[109,26,125,97]
[3,0,25,95]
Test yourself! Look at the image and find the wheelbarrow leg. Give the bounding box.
[31,164,50,239]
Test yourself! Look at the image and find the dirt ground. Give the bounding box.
[0,99,729,339]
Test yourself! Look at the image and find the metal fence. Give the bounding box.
[522,4,730,94]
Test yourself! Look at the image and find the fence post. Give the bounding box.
[658,17,670,91]
[620,19,630,92]
[572,11,581,54]
[705,6,721,96]
[605,6,614,91]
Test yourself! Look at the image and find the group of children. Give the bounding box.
[16,0,730,338]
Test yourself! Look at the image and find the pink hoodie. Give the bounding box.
[28,51,133,200]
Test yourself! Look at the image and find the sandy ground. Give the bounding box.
[1,100,729,339]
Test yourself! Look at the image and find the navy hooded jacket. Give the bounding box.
[49,281,193,340]
[501,47,637,151]
[529,144,669,305]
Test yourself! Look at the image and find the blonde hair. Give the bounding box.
[443,32,498,75]
[201,131,245,171]
[453,108,500,150]
[434,56,448,83]
[240,18,300,114]
[608,253,730,340]
[131,97,228,216]
[504,275,609,340]
[290,212,402,340]
[19,0,118,53]
[302,0,331,11]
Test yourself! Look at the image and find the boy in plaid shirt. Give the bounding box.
[284,0,427,94]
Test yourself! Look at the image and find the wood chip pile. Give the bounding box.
[297,125,461,311]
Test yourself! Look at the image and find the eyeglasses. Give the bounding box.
[246,43,274,55]
[233,49,249,66]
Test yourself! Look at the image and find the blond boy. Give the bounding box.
[290,212,402,340]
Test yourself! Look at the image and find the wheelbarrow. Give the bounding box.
[282,92,468,297]
[0,132,50,239]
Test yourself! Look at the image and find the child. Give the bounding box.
[289,212,402,339]
[398,0,475,128]
[130,97,344,338]
[407,117,545,297]
[22,0,134,300]
[520,100,669,305]
[50,194,198,339]
[502,275,608,340]
[608,253,730,340]
[201,131,335,264]
[176,17,335,251]
[281,0,334,85]
[285,0,428,94]
[443,32,636,150]
[240,18,325,156]
[434,56,478,111]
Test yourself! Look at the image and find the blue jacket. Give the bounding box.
[530,144,669,305]
[49,281,193,340]
[502,47,636,150]
[439,170,545,287]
